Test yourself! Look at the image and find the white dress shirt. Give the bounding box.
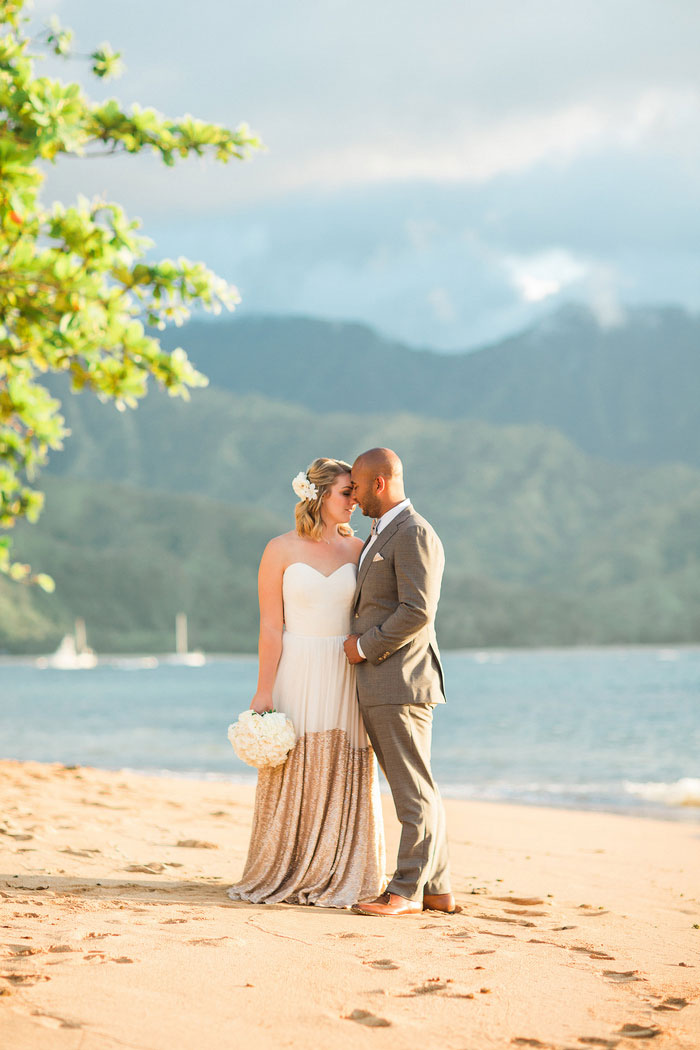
[355,498,411,659]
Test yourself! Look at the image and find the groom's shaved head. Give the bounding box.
[354,447,403,480]
[351,448,406,518]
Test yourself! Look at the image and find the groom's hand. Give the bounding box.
[343,634,365,664]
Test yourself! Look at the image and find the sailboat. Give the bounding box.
[36,618,98,670]
[163,612,206,667]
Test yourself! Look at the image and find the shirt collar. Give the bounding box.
[376,498,411,534]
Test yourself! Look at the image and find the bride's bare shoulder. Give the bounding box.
[264,530,296,552]
[261,530,303,564]
[267,529,297,545]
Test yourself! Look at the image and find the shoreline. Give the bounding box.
[2,755,699,825]
[1,759,699,1049]
[2,642,700,664]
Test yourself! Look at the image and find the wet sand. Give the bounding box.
[1,759,698,1049]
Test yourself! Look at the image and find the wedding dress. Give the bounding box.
[227,561,386,907]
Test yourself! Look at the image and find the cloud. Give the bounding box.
[427,288,457,324]
[503,250,590,304]
[31,0,700,348]
[585,267,626,329]
[38,0,700,206]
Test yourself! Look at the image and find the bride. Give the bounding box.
[227,457,386,907]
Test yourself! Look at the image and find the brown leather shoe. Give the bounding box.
[352,892,423,917]
[423,892,458,914]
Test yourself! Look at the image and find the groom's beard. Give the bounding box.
[360,496,382,519]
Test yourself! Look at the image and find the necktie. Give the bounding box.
[370,518,379,537]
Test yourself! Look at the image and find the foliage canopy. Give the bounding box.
[0,0,261,585]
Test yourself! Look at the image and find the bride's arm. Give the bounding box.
[250,540,285,713]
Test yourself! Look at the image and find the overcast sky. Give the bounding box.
[34,0,700,348]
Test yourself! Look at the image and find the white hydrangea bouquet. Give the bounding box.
[227,710,296,769]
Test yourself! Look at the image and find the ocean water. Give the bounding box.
[1,647,698,821]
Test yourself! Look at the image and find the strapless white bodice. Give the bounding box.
[282,561,356,637]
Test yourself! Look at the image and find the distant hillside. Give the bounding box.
[3,385,698,652]
[3,479,284,654]
[155,304,700,468]
[5,468,700,655]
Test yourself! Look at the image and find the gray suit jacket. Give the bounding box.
[352,505,446,708]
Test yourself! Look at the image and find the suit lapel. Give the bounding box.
[353,505,413,605]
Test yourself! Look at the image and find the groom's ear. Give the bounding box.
[375,475,386,494]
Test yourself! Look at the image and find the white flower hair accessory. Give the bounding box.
[291,470,318,502]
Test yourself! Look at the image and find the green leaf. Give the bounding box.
[0,0,261,586]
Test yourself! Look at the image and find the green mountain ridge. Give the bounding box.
[3,382,699,653]
[155,303,700,469]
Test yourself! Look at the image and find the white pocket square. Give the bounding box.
[372,552,384,562]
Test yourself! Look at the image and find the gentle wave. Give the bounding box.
[624,778,700,807]
[128,769,700,809]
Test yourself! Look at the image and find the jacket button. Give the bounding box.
[354,613,359,619]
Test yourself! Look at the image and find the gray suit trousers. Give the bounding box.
[361,702,450,901]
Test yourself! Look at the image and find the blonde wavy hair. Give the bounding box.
[294,457,354,541]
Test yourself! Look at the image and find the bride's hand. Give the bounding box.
[250,693,274,714]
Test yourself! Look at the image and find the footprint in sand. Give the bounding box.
[176,839,218,849]
[124,864,166,874]
[511,1039,555,1048]
[112,957,135,964]
[504,908,547,917]
[476,913,536,927]
[365,959,400,970]
[29,1012,82,1030]
[575,1038,619,1048]
[400,979,452,997]
[603,970,643,984]
[569,947,615,960]
[161,918,188,925]
[0,972,50,985]
[615,1023,662,1039]
[492,896,544,906]
[346,1009,391,1027]
[654,997,689,1012]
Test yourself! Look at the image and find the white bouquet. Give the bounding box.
[227,710,296,769]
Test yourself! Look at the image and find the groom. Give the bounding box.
[344,448,454,917]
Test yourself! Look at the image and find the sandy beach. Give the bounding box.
[0,759,698,1050]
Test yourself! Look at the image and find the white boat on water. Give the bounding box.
[162,612,206,667]
[36,619,98,670]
